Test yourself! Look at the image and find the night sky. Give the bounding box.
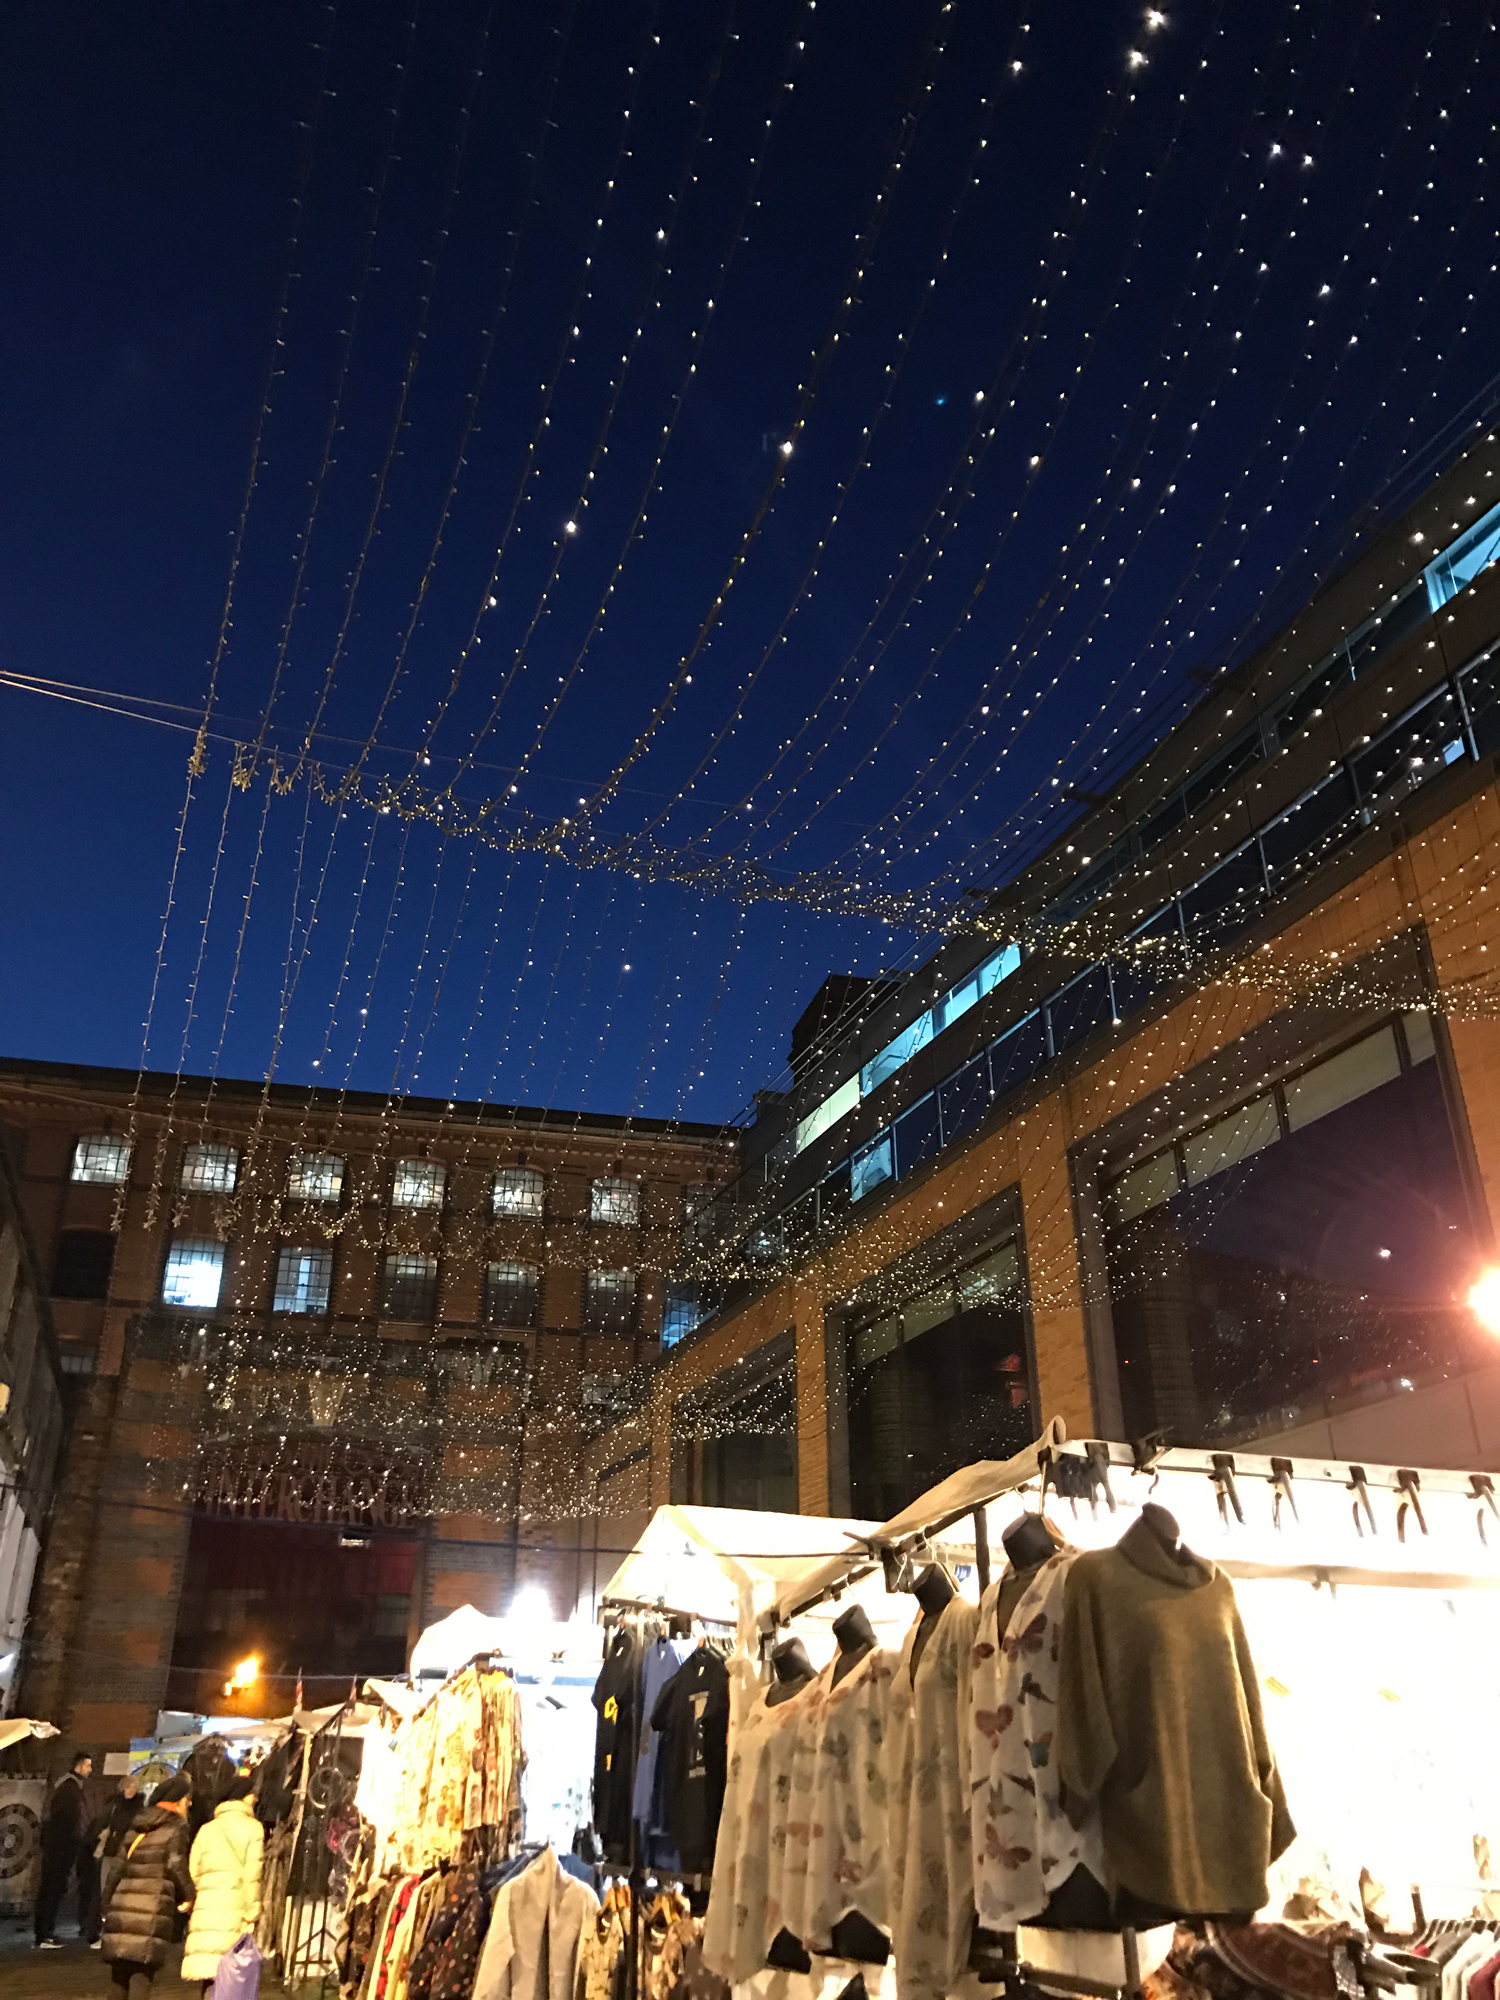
[2,0,1495,1130]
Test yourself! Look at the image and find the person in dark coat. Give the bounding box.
[91,1776,144,1938]
[33,1750,92,1948]
[100,1774,195,1999]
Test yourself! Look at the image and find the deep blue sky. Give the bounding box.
[1,0,1496,1128]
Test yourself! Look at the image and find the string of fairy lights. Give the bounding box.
[9,0,1500,1523]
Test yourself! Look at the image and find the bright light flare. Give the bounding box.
[230,1655,259,1690]
[1469,1267,1500,1335]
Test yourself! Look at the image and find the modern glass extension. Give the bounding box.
[665,495,1500,1348]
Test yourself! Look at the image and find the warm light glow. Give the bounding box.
[1469,1267,1500,1335]
[230,1655,259,1690]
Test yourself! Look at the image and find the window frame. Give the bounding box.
[379,1252,440,1321]
[286,1152,345,1204]
[589,1176,641,1227]
[272,1245,335,1316]
[492,1168,546,1220]
[585,1267,638,1331]
[483,1259,539,1330]
[70,1135,132,1186]
[390,1159,446,1211]
[161,1236,227,1310]
[178,1143,240,1195]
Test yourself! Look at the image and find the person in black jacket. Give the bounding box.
[100,1775,195,1999]
[90,1776,144,1939]
[33,1751,92,1949]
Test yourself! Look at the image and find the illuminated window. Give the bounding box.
[380,1253,438,1319]
[662,1285,702,1347]
[590,1177,640,1226]
[586,1269,636,1330]
[484,1261,538,1329]
[1426,496,1500,610]
[795,1075,860,1155]
[492,1168,545,1219]
[179,1144,239,1194]
[391,1160,445,1210]
[287,1152,344,1202]
[273,1246,333,1315]
[162,1237,226,1310]
[70,1135,132,1186]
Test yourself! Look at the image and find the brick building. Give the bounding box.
[0,1067,729,1749]
[599,419,1500,1522]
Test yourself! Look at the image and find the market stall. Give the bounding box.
[695,1423,1500,2000]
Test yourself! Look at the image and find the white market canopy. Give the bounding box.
[600,1503,902,1649]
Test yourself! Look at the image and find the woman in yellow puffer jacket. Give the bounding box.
[180,1778,264,1992]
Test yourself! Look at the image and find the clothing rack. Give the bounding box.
[972,1927,1144,2000]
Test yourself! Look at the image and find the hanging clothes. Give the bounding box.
[592,1630,641,1863]
[474,1846,600,2000]
[634,1636,695,1866]
[649,1644,732,1875]
[890,1594,980,2000]
[970,1549,1107,1930]
[702,1678,817,1985]
[574,1905,629,2000]
[789,1646,908,1953]
[1053,1515,1295,1918]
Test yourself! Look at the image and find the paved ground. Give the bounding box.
[0,1919,201,1997]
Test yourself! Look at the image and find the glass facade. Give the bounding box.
[677,1366,797,1512]
[1104,1014,1483,1447]
[845,1240,1032,1518]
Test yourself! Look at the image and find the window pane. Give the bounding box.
[273,1247,332,1315]
[1259,770,1359,892]
[590,1177,641,1226]
[1047,965,1113,1056]
[1182,1096,1279,1187]
[1107,1055,1480,1449]
[1110,904,1186,1021]
[662,1285,703,1347]
[392,1160,445,1209]
[861,1012,933,1096]
[71,1136,132,1185]
[1351,684,1468,820]
[1404,1007,1437,1066]
[989,1011,1047,1097]
[493,1168,545,1218]
[1425,496,1500,609]
[586,1268,636,1330]
[1285,1027,1401,1132]
[162,1237,225,1309]
[484,1261,538,1329]
[287,1152,344,1202]
[795,1074,860,1153]
[938,1052,991,1145]
[851,1134,893,1202]
[1179,841,1266,949]
[52,1230,115,1301]
[1108,1150,1179,1225]
[380,1253,438,1319]
[892,1093,941,1178]
[180,1144,239,1194]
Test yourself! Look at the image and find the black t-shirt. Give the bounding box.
[649,1646,730,1874]
[592,1630,640,1859]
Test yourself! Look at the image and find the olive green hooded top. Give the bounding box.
[1053,1515,1295,1917]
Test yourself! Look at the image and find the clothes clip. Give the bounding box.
[1348,1465,1377,1538]
[1470,1474,1498,1545]
[1269,1458,1299,1529]
[1210,1452,1244,1526]
[1396,1468,1427,1541]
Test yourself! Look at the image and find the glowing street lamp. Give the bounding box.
[223,1655,259,1698]
[1468,1268,1500,1335]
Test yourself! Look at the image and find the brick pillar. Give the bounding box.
[64,1341,202,1751]
[17,1372,117,1737]
[1018,1109,1096,1438]
[794,1278,837,1516]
